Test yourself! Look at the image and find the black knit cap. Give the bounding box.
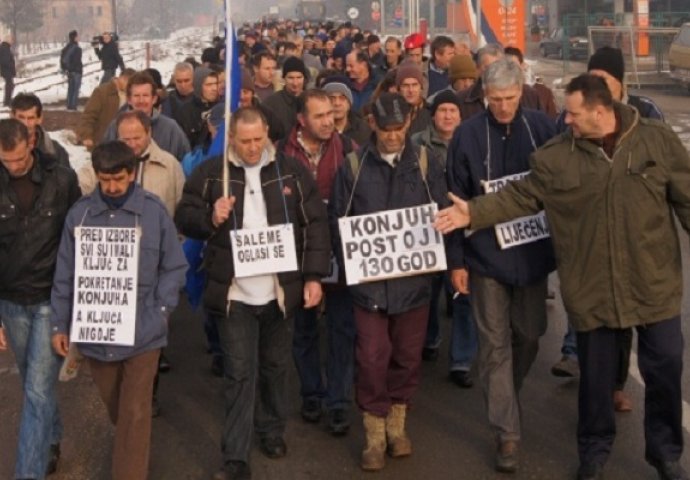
[587,46,625,84]
[282,56,309,80]
[431,90,462,117]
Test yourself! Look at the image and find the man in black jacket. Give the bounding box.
[95,32,125,85]
[176,67,219,148]
[262,57,308,141]
[0,36,16,106]
[175,107,329,480]
[0,119,81,479]
[61,30,83,110]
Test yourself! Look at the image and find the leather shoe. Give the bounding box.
[422,347,439,362]
[327,408,350,436]
[212,460,252,480]
[449,370,473,388]
[158,352,171,373]
[259,436,287,459]
[577,462,604,480]
[495,440,518,473]
[649,458,688,480]
[46,442,60,475]
[300,398,321,423]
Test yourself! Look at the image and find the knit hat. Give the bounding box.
[193,67,214,97]
[240,68,254,92]
[587,46,625,84]
[323,81,353,106]
[282,56,309,79]
[448,54,478,82]
[395,63,424,88]
[371,92,411,128]
[430,90,462,117]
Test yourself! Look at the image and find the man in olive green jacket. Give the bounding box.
[434,74,690,480]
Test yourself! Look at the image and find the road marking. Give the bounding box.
[629,350,690,432]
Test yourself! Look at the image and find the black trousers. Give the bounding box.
[3,76,13,106]
[576,316,684,466]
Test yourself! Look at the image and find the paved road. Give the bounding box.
[2,80,690,480]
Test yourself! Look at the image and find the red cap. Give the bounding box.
[404,32,425,50]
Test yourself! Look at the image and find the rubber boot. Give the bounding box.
[385,403,412,457]
[361,412,386,471]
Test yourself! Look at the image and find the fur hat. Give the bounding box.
[371,92,411,128]
[587,46,625,84]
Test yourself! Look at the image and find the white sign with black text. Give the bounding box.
[70,226,139,346]
[230,224,298,278]
[483,172,550,249]
[338,203,447,285]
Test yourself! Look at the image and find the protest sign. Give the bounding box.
[483,172,550,249]
[230,224,298,277]
[338,203,446,285]
[70,226,139,346]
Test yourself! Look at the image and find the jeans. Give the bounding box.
[217,301,290,464]
[561,322,578,359]
[0,299,63,479]
[292,288,355,411]
[101,68,116,85]
[449,293,478,372]
[66,72,81,110]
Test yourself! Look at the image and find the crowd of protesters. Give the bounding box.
[0,16,688,480]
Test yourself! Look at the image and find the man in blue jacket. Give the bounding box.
[50,141,187,480]
[446,59,556,474]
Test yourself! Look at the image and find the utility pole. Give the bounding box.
[111,0,118,33]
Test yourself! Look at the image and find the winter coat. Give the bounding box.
[262,89,302,141]
[446,107,557,286]
[341,110,372,146]
[411,125,450,169]
[468,102,690,331]
[77,139,184,217]
[61,41,83,74]
[161,89,194,122]
[175,145,330,317]
[77,79,122,147]
[36,126,70,168]
[177,96,218,149]
[95,41,125,71]
[0,151,81,305]
[0,42,15,79]
[349,74,380,113]
[50,185,187,361]
[329,137,449,315]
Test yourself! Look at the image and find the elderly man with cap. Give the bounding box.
[263,56,309,141]
[445,59,556,473]
[345,51,380,113]
[395,62,431,135]
[330,92,448,472]
[176,67,220,149]
[412,90,478,388]
[428,54,478,104]
[550,45,665,414]
[323,76,372,145]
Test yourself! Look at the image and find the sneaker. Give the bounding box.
[46,443,60,475]
[649,458,689,480]
[158,353,171,373]
[259,436,287,459]
[327,408,350,436]
[212,460,252,480]
[551,355,579,377]
[300,398,321,423]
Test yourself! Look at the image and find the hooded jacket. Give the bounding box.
[177,68,218,148]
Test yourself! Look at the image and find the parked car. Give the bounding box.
[669,23,690,90]
[539,28,589,59]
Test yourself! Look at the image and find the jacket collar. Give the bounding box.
[568,101,639,153]
[227,142,277,168]
[87,182,147,216]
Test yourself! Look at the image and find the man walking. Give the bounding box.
[0,36,16,107]
[0,118,81,479]
[95,32,125,85]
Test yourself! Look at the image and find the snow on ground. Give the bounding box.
[33,27,214,171]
